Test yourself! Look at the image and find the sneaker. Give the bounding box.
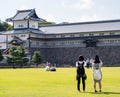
[95,90,98,92]
[99,90,102,92]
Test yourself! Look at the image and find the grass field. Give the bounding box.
[0,67,120,97]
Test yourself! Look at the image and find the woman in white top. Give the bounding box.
[76,55,87,92]
[91,55,103,92]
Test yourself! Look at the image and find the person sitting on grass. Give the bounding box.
[50,64,56,71]
[45,62,50,71]
[45,64,50,71]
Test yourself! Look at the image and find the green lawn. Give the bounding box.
[0,67,120,97]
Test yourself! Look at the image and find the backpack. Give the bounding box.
[93,69,101,80]
[77,62,85,77]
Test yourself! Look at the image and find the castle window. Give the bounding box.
[99,33,104,36]
[53,35,56,38]
[79,33,84,37]
[61,34,65,37]
[69,41,74,44]
[115,40,118,42]
[18,25,23,28]
[110,32,115,35]
[89,33,94,36]
[21,35,26,37]
[70,34,75,37]
[32,25,35,28]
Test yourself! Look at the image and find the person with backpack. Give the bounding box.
[76,55,87,92]
[91,55,103,92]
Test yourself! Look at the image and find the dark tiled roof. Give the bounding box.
[2,28,44,34]
[9,36,24,45]
[6,9,46,22]
[41,19,120,27]
[40,19,120,34]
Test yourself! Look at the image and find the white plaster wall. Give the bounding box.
[29,20,38,29]
[0,35,6,42]
[14,20,28,29]
[0,42,6,49]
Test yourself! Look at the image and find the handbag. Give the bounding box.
[83,74,87,80]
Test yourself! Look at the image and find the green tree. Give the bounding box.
[32,51,42,67]
[17,46,29,68]
[6,57,14,68]
[0,50,4,62]
[7,45,29,68]
[0,21,13,31]
[39,21,55,26]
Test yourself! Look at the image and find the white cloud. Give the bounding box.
[71,0,94,10]
[43,14,100,23]
[61,0,94,10]
[71,14,99,22]
[18,5,30,10]
[80,14,98,21]
[44,14,58,22]
[61,1,66,7]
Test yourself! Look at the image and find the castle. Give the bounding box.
[0,9,120,66]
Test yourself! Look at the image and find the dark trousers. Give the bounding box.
[77,76,85,91]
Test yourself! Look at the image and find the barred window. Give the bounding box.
[18,25,23,27]
[79,33,84,37]
[70,34,75,37]
[61,34,65,37]
[53,35,56,38]
[32,25,35,28]
[99,33,104,36]
[21,35,26,37]
[110,32,115,35]
[89,33,94,36]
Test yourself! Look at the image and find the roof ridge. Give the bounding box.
[40,19,120,27]
[17,9,35,12]
[24,9,35,19]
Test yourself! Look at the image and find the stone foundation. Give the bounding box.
[30,46,120,66]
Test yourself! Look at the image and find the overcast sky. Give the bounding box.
[0,0,120,23]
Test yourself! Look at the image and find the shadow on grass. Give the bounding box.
[86,91,120,95]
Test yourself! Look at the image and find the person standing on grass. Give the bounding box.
[91,55,103,92]
[76,55,87,92]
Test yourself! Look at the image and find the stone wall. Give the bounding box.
[30,46,120,66]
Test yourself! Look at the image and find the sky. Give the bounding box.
[0,0,120,23]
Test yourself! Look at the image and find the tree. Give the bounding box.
[0,50,4,62]
[7,45,29,68]
[6,57,14,68]
[0,21,13,31]
[39,21,55,26]
[32,51,42,67]
[17,46,29,68]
